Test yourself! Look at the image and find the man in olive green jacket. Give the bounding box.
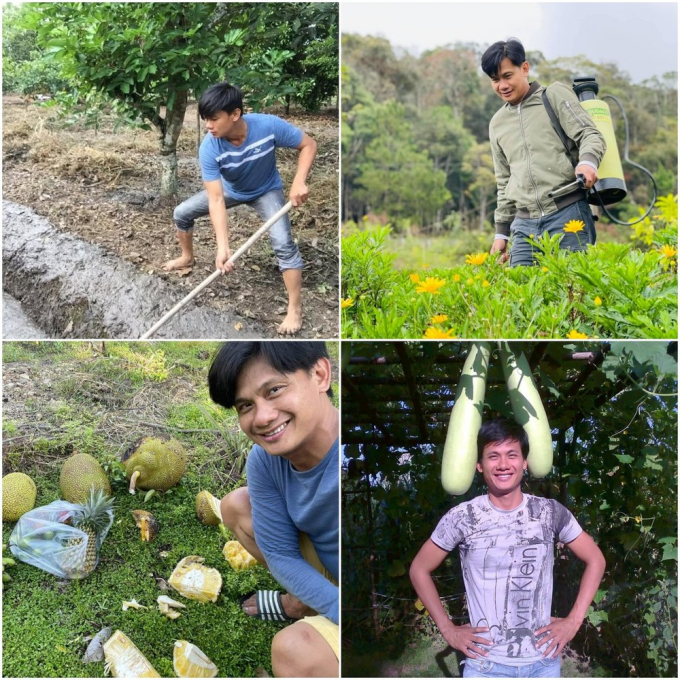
[482,39,606,266]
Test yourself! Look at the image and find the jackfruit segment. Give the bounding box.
[158,595,186,619]
[168,556,222,603]
[173,640,218,678]
[223,540,258,571]
[122,599,148,611]
[2,472,37,521]
[195,491,222,526]
[131,510,159,542]
[103,630,160,678]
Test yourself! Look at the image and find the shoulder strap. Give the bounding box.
[541,88,577,168]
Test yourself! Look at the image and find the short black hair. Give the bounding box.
[208,341,332,409]
[481,38,526,78]
[198,82,243,119]
[477,418,529,461]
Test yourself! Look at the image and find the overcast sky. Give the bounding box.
[341,2,678,83]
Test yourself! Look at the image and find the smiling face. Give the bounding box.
[203,109,242,140]
[490,56,531,105]
[476,437,528,496]
[233,356,333,468]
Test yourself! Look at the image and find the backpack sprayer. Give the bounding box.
[547,76,658,226]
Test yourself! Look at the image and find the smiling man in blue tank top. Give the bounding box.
[208,341,339,677]
[164,83,317,335]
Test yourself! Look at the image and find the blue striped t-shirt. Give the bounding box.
[199,113,303,201]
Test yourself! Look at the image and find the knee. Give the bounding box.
[173,203,193,231]
[271,624,316,678]
[220,487,250,532]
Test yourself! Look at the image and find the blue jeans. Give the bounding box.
[463,656,561,677]
[509,199,596,267]
[173,187,303,271]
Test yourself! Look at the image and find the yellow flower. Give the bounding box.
[341,297,354,309]
[431,314,448,324]
[635,516,642,524]
[422,263,430,269]
[566,330,588,339]
[466,278,474,285]
[482,280,491,288]
[453,274,461,283]
[564,219,585,234]
[659,244,678,259]
[541,266,549,273]
[423,327,456,339]
[362,215,369,221]
[465,252,489,266]
[415,277,446,295]
[410,273,421,283]
[594,296,602,306]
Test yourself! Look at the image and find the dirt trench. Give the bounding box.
[2,200,265,339]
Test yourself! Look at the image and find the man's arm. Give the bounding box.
[535,531,606,658]
[204,178,234,273]
[289,133,317,207]
[489,126,513,261]
[410,539,491,658]
[548,83,606,189]
[247,449,338,623]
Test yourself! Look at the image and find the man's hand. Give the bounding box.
[490,238,509,263]
[289,179,310,207]
[534,616,580,659]
[441,623,491,659]
[216,246,234,274]
[575,164,598,189]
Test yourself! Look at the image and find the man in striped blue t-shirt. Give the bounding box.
[163,82,317,335]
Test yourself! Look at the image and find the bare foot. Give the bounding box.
[277,305,302,335]
[162,255,195,272]
[242,592,315,619]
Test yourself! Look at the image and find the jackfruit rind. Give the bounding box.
[223,540,258,571]
[103,630,160,678]
[122,436,187,492]
[2,472,37,521]
[173,640,218,678]
[168,555,222,603]
[195,491,222,526]
[59,454,111,504]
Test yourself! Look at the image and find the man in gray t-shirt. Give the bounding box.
[411,419,606,678]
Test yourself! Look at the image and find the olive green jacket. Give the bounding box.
[489,81,606,236]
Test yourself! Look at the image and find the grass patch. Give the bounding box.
[2,341,297,678]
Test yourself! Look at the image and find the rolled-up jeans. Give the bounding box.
[173,187,303,271]
[509,199,596,267]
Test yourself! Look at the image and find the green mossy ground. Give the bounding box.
[3,341,339,678]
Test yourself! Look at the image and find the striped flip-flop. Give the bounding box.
[240,590,296,622]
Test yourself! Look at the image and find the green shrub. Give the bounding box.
[342,196,678,339]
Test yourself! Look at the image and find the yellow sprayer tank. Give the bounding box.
[574,77,627,205]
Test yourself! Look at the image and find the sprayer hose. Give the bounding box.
[592,94,658,226]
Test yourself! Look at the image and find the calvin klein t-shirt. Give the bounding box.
[431,494,582,666]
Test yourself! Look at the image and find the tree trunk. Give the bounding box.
[159,89,189,198]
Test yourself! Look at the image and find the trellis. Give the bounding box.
[341,340,610,639]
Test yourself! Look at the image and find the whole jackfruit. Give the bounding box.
[59,454,111,504]
[2,472,37,521]
[122,436,186,494]
[195,491,222,526]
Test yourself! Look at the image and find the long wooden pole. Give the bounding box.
[141,201,292,339]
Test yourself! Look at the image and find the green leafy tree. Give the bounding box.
[354,102,451,228]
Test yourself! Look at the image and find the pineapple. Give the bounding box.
[69,488,114,577]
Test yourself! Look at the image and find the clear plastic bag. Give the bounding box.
[8,500,113,579]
